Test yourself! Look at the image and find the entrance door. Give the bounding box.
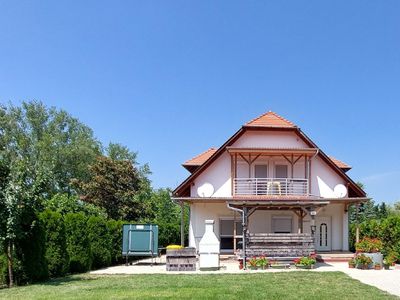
[315,217,331,251]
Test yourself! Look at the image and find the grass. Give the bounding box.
[0,272,397,300]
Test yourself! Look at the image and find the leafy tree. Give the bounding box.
[146,189,189,247]
[106,142,137,163]
[0,101,101,285]
[72,156,147,220]
[44,193,107,218]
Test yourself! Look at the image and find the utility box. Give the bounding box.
[199,220,220,270]
[122,224,159,263]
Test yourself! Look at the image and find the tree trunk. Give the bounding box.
[7,241,14,287]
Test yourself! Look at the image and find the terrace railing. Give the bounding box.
[233,178,309,196]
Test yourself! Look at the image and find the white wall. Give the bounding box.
[190,130,348,198]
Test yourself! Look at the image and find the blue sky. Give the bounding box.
[1,1,399,203]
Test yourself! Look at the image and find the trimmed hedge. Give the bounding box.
[107,219,125,264]
[64,213,92,273]
[87,216,112,269]
[39,210,69,277]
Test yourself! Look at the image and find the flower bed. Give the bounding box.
[247,256,269,270]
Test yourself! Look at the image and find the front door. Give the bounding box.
[315,217,331,251]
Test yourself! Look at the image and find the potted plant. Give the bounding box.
[383,252,397,270]
[248,256,258,270]
[348,258,356,269]
[294,256,316,269]
[355,254,373,270]
[257,255,269,270]
[374,263,381,270]
[355,238,383,266]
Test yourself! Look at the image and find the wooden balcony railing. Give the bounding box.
[233,178,309,196]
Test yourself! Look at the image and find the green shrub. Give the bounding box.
[65,213,92,273]
[158,222,180,247]
[107,219,124,265]
[39,210,69,277]
[15,213,49,283]
[87,216,112,269]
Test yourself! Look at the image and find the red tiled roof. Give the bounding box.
[329,156,352,170]
[245,111,296,128]
[183,148,217,166]
[184,148,351,171]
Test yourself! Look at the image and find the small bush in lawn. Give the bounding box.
[87,216,112,269]
[39,210,69,277]
[107,219,125,265]
[65,213,92,273]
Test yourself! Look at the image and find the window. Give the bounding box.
[255,165,268,178]
[220,219,243,251]
[272,216,292,233]
[275,165,288,178]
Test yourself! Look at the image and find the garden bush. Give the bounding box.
[64,213,92,273]
[107,219,125,265]
[14,213,49,283]
[39,210,69,277]
[87,216,112,269]
[350,215,400,262]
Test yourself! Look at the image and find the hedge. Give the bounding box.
[87,216,112,269]
[64,213,92,273]
[39,210,69,277]
[107,219,125,264]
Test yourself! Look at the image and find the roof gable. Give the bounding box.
[174,110,365,198]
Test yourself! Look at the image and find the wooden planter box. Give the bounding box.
[166,248,197,271]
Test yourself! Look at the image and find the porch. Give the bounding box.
[227,200,330,267]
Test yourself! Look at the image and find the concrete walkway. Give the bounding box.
[90,257,400,297]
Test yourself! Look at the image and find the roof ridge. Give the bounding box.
[245,110,296,127]
[183,147,216,165]
[269,111,296,127]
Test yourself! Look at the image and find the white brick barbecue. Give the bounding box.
[199,220,220,270]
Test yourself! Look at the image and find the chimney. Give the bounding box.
[199,220,220,270]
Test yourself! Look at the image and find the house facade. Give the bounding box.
[173,111,367,257]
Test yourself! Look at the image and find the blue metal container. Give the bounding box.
[122,224,159,259]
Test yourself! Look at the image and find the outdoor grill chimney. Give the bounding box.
[199,219,220,271]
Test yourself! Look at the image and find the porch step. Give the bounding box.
[316,252,354,262]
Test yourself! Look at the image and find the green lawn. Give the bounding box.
[0,272,396,300]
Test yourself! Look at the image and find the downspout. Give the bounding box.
[226,203,247,269]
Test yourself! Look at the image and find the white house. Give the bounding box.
[173,111,367,259]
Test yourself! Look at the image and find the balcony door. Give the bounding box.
[254,165,268,195]
[275,165,288,195]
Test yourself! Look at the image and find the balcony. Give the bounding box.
[233,178,309,196]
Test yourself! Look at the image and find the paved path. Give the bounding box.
[91,257,400,297]
[318,262,400,297]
